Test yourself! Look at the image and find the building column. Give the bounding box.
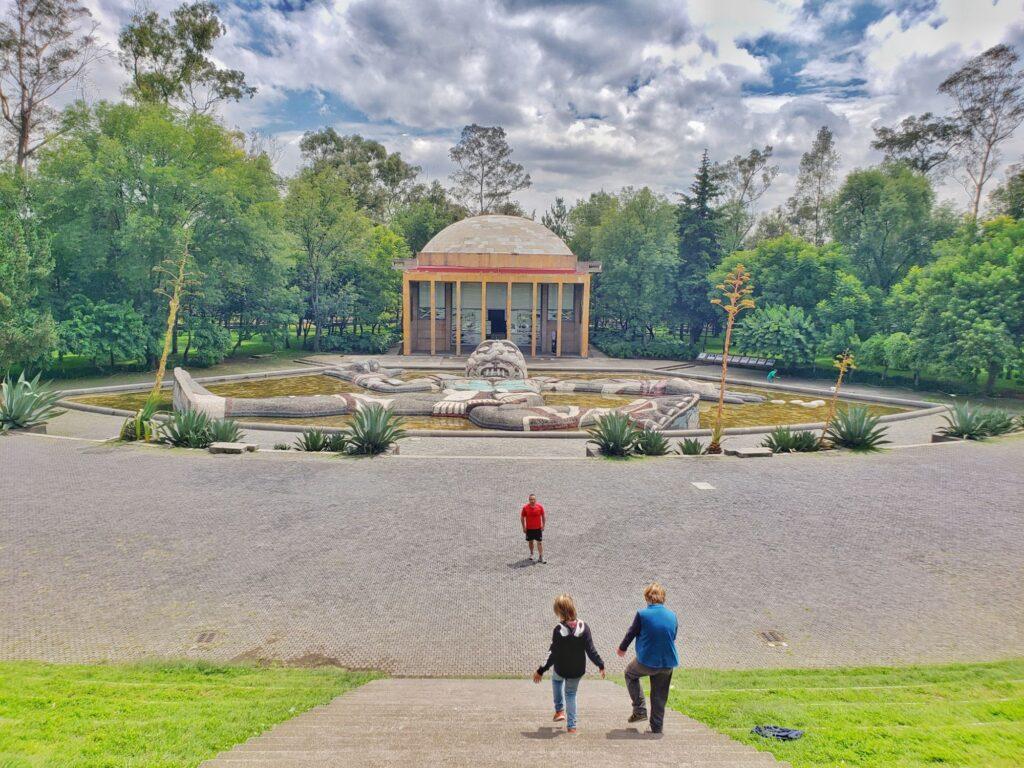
[481,280,487,341]
[506,280,513,341]
[402,274,411,355]
[556,282,564,357]
[429,278,436,356]
[530,282,537,357]
[455,280,462,356]
[580,277,591,357]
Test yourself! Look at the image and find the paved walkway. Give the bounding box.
[200,679,788,767]
[3,432,1022,674]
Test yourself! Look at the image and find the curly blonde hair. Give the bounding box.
[644,582,666,604]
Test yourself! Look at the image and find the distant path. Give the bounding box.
[2,433,1022,674]
[200,679,789,767]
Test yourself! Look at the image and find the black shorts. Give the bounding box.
[525,528,543,542]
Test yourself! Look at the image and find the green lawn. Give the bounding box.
[666,659,1024,768]
[0,661,380,768]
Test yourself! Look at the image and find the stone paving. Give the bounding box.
[2,432,1022,675]
[201,679,789,767]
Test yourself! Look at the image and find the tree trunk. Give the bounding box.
[984,361,1000,396]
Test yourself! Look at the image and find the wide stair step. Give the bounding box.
[202,679,790,767]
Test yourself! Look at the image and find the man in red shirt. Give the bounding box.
[521,494,546,564]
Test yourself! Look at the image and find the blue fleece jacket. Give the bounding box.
[618,603,679,669]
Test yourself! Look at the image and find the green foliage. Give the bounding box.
[58,295,148,368]
[814,271,874,336]
[0,660,378,768]
[391,186,466,252]
[990,162,1024,219]
[589,188,678,337]
[825,406,891,451]
[318,329,397,354]
[675,150,723,343]
[818,320,861,359]
[893,217,1024,394]
[158,409,214,448]
[184,318,232,367]
[712,235,850,312]
[831,163,956,289]
[761,426,821,453]
[272,442,290,451]
[119,397,160,442]
[325,432,349,453]
[633,427,671,456]
[939,402,1018,440]
[677,438,707,455]
[734,305,819,366]
[294,427,329,452]
[0,205,57,372]
[585,412,639,457]
[591,332,697,361]
[345,405,406,455]
[0,372,66,429]
[208,418,243,443]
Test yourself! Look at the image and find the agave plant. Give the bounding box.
[0,373,66,430]
[208,418,244,443]
[345,405,406,455]
[294,427,329,452]
[272,442,291,451]
[586,412,638,457]
[762,426,821,453]
[119,397,161,442]
[677,437,707,455]
[981,408,1016,437]
[325,432,349,453]
[938,402,993,440]
[825,406,890,451]
[158,409,214,448]
[633,427,670,456]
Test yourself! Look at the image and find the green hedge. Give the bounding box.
[592,332,697,361]
[317,330,397,354]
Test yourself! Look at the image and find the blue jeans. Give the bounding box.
[552,672,581,729]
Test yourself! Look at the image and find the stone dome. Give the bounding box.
[420,215,573,257]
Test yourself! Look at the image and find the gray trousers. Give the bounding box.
[624,658,674,732]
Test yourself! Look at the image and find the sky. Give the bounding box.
[59,0,1024,214]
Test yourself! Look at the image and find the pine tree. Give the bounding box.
[675,150,723,344]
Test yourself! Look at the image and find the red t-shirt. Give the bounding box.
[521,503,545,530]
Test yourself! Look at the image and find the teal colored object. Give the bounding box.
[767,369,778,381]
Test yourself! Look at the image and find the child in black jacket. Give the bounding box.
[532,594,605,733]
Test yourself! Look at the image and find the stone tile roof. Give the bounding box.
[421,214,573,256]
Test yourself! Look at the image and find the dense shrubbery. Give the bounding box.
[317,330,397,355]
[293,406,404,455]
[591,332,697,361]
[939,402,1019,440]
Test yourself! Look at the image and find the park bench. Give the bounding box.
[696,352,775,370]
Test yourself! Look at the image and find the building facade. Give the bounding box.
[393,215,601,357]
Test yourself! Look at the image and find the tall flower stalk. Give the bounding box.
[820,350,855,448]
[708,264,755,454]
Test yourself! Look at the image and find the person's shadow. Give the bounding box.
[521,727,561,739]
[507,558,535,569]
[607,728,662,740]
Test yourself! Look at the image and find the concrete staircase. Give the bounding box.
[202,679,790,767]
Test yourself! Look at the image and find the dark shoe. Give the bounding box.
[628,712,648,723]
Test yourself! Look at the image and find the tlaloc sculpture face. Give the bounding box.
[464,340,529,380]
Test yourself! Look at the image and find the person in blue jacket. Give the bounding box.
[616,582,679,734]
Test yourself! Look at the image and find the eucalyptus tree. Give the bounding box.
[870,113,963,177]
[714,145,779,254]
[448,124,531,215]
[786,126,839,246]
[118,1,255,113]
[939,44,1024,219]
[0,0,102,169]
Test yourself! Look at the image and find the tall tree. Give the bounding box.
[118,2,255,113]
[448,124,531,215]
[0,182,56,370]
[989,161,1024,219]
[714,145,779,254]
[0,0,101,169]
[939,44,1024,219]
[870,113,963,176]
[299,129,420,222]
[541,197,569,240]
[283,167,371,352]
[675,150,723,343]
[787,126,839,246]
[831,164,956,290]
[391,181,466,253]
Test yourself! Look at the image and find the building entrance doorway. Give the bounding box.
[487,309,506,339]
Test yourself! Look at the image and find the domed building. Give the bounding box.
[393,215,601,357]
